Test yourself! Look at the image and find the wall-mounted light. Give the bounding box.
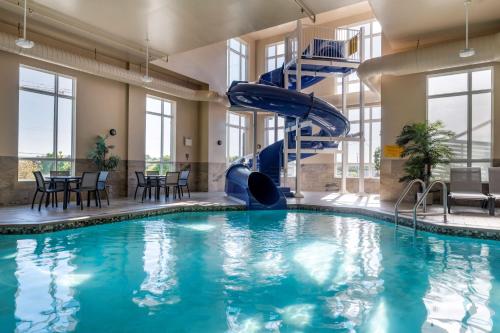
[15,0,34,49]
[109,128,117,136]
[217,140,222,146]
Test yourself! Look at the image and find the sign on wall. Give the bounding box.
[383,145,403,158]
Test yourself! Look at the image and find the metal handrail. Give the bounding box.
[412,180,448,229]
[394,179,426,225]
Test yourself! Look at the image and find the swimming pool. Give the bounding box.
[0,210,499,332]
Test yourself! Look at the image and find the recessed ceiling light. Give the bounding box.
[15,0,34,49]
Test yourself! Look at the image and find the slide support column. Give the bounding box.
[252,110,257,171]
[358,27,366,195]
[341,74,348,193]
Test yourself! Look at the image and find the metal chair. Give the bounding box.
[162,172,181,199]
[31,171,63,211]
[448,167,488,213]
[97,171,110,206]
[134,171,154,202]
[69,172,101,210]
[487,167,500,216]
[178,170,191,198]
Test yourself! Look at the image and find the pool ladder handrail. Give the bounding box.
[412,180,448,229]
[394,179,426,226]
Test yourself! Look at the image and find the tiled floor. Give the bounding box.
[0,191,499,235]
[289,192,500,231]
[0,192,239,225]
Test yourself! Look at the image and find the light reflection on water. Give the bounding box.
[0,211,499,332]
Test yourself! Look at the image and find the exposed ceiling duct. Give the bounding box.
[357,31,500,95]
[0,31,227,105]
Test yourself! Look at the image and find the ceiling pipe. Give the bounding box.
[357,31,500,95]
[0,31,227,104]
[0,0,166,61]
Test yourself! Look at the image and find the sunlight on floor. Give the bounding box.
[319,193,381,208]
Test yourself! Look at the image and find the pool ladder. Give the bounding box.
[394,179,448,229]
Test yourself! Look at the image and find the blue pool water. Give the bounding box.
[0,210,499,333]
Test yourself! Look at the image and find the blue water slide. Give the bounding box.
[225,164,287,210]
[225,40,352,209]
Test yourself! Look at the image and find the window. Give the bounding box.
[18,66,75,180]
[336,106,381,178]
[336,19,382,94]
[145,96,175,173]
[265,41,285,71]
[264,116,285,146]
[427,68,493,179]
[227,38,247,86]
[226,112,248,163]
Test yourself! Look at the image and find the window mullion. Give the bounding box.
[160,106,165,174]
[54,75,59,170]
[467,72,472,167]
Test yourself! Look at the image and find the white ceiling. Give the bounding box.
[370,0,500,49]
[16,0,363,56]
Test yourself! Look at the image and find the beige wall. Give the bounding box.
[380,62,500,200]
[0,49,204,205]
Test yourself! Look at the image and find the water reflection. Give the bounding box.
[14,238,80,332]
[422,241,493,332]
[132,222,179,310]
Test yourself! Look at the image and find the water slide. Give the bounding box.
[225,40,352,209]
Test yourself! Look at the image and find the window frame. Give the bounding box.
[18,65,76,181]
[227,38,248,87]
[145,95,176,174]
[264,115,285,146]
[426,67,494,177]
[226,111,248,163]
[265,41,285,72]
[335,105,381,179]
[335,19,382,94]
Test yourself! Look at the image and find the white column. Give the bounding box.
[294,19,304,198]
[295,118,304,198]
[283,70,290,187]
[358,27,366,195]
[341,74,348,193]
[252,110,257,171]
[274,114,278,143]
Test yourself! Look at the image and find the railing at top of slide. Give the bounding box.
[284,25,361,65]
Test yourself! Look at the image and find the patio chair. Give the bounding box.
[487,167,500,216]
[178,170,191,198]
[448,167,488,213]
[31,171,64,211]
[69,172,101,210]
[162,172,181,199]
[97,171,110,206]
[134,171,154,202]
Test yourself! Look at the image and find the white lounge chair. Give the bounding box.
[487,167,500,216]
[448,167,488,213]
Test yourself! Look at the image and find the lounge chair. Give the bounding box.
[448,167,488,213]
[487,167,500,216]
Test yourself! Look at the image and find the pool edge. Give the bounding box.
[1,203,499,241]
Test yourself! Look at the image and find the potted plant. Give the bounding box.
[88,133,120,194]
[396,121,454,203]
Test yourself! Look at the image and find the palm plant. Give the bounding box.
[88,134,120,171]
[396,121,454,185]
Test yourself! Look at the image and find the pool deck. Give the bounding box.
[0,192,499,239]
